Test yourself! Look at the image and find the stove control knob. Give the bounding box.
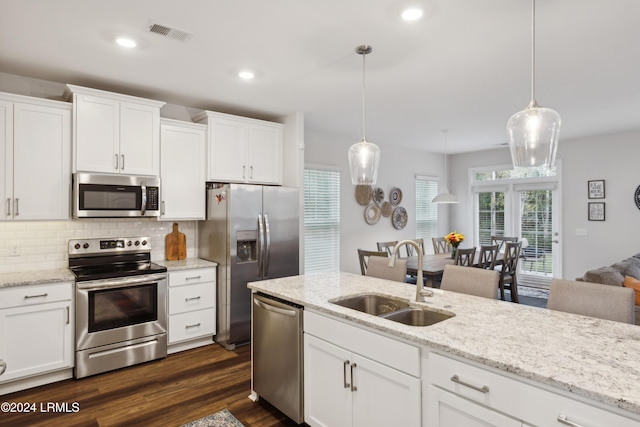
[141,240,147,246]
[135,240,140,246]
[83,243,89,249]
[127,241,132,247]
[74,243,81,250]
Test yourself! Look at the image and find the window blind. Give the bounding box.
[415,178,438,254]
[477,191,506,246]
[304,168,340,272]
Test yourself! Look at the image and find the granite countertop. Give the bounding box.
[0,259,217,289]
[0,269,75,289]
[155,258,217,271]
[248,272,640,416]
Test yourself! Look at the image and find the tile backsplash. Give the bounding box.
[0,219,197,274]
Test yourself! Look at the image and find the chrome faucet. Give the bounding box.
[388,239,434,301]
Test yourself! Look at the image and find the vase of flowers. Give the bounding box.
[445,231,464,259]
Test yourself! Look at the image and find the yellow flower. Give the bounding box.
[445,231,465,246]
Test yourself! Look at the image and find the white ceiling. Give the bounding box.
[1,0,639,154]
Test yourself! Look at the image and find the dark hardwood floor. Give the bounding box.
[1,344,300,427]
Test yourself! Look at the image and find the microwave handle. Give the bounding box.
[141,183,147,215]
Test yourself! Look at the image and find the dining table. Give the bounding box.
[405,252,503,288]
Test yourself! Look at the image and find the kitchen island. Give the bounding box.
[248,272,640,426]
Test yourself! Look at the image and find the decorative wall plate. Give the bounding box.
[355,185,373,206]
[390,187,403,205]
[392,206,408,230]
[364,203,381,225]
[381,201,393,217]
[372,187,385,203]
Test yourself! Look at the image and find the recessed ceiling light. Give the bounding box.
[238,71,255,80]
[401,8,423,21]
[116,37,137,48]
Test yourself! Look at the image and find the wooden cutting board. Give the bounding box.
[165,222,187,260]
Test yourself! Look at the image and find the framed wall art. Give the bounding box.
[588,180,605,199]
[588,202,605,221]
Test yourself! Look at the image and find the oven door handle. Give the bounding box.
[77,274,167,291]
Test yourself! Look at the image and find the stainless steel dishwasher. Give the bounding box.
[252,292,304,424]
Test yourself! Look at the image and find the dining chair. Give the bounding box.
[454,247,476,267]
[547,279,635,324]
[405,238,425,256]
[377,241,399,257]
[498,241,521,302]
[476,244,499,270]
[366,256,408,283]
[491,236,519,252]
[357,249,388,276]
[432,237,449,254]
[440,265,499,299]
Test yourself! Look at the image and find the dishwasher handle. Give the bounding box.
[253,296,298,317]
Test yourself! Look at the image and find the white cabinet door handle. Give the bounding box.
[14,198,19,216]
[121,154,125,170]
[6,198,10,216]
[557,415,584,427]
[451,375,489,393]
[115,154,119,169]
[350,363,358,392]
[250,165,253,179]
[343,360,350,389]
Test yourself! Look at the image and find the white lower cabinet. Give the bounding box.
[428,385,521,427]
[427,351,640,427]
[167,267,216,353]
[0,283,73,385]
[304,311,421,427]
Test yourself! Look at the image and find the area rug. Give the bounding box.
[180,409,245,427]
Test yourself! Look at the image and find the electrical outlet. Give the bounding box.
[10,244,20,256]
[575,228,587,236]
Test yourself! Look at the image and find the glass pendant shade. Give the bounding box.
[507,104,561,168]
[348,137,380,185]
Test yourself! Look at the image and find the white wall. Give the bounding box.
[305,128,449,274]
[449,130,640,281]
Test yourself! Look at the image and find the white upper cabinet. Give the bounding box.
[0,93,71,221]
[65,85,165,176]
[160,119,206,220]
[193,111,283,185]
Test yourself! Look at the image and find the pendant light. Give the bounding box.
[432,130,459,204]
[348,45,381,185]
[507,0,561,169]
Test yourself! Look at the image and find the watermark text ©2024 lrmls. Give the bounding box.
[1,401,80,413]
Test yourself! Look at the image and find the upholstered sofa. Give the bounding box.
[578,253,640,325]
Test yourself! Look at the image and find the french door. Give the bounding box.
[473,171,561,288]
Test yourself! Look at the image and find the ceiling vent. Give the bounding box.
[146,20,194,42]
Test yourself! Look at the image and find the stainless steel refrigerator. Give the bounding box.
[198,183,299,350]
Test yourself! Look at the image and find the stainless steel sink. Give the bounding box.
[380,307,454,327]
[330,294,410,315]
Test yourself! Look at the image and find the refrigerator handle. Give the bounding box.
[264,214,271,276]
[257,214,264,277]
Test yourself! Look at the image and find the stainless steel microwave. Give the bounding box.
[72,173,160,218]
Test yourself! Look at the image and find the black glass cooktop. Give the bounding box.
[69,253,167,282]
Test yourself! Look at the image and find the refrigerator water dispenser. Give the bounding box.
[236,230,257,263]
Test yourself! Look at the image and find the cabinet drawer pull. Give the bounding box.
[24,293,48,299]
[450,375,489,393]
[14,198,19,216]
[6,198,10,216]
[115,154,119,170]
[66,306,70,324]
[350,363,357,392]
[121,154,125,170]
[557,415,584,427]
[343,360,350,388]
[185,296,202,302]
[0,360,6,376]
[185,276,201,281]
[185,323,201,329]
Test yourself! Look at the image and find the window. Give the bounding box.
[304,167,340,272]
[415,176,438,254]
[477,191,505,245]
